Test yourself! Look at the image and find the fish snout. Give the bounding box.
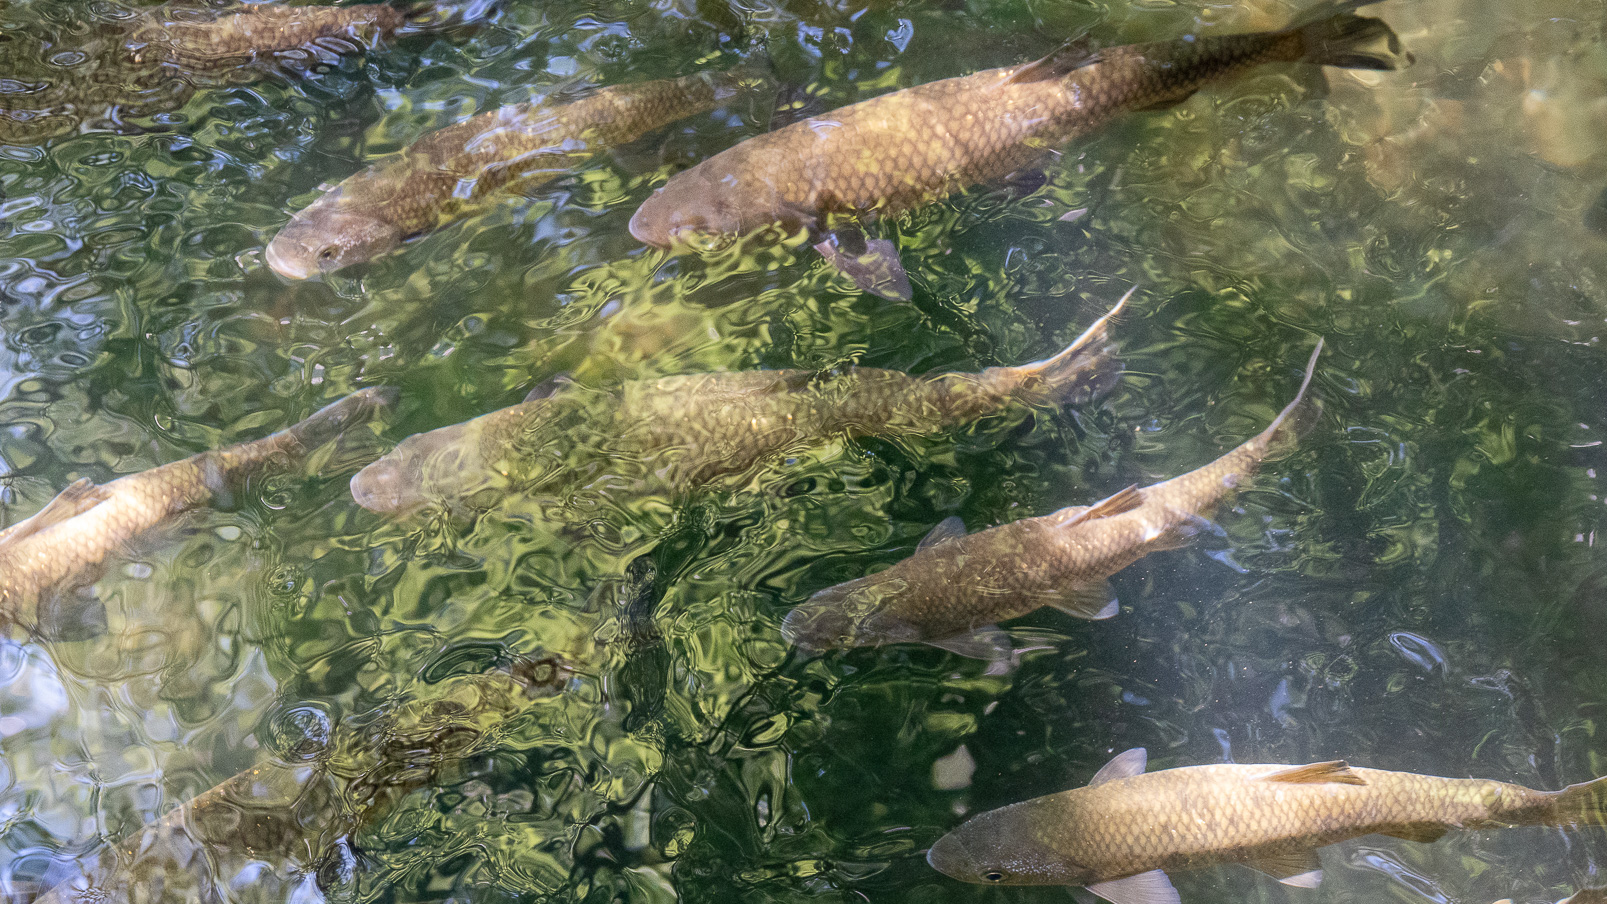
[264,232,323,281]
[266,206,404,279]
[350,454,425,515]
[925,832,973,880]
[627,201,673,248]
[779,598,854,651]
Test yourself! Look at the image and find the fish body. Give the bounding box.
[781,342,1321,656]
[31,662,565,904]
[0,1,478,145]
[927,748,1607,903]
[0,388,395,635]
[629,0,1406,299]
[266,67,765,279]
[350,293,1128,515]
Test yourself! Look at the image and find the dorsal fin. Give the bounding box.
[1260,761,1367,786]
[1058,484,1142,529]
[524,374,574,403]
[1089,748,1147,786]
[1007,36,1101,85]
[917,516,967,552]
[0,479,107,547]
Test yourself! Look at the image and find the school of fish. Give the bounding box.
[5,0,1604,902]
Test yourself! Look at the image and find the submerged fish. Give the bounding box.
[927,747,1607,904]
[266,66,767,279]
[0,388,395,636]
[31,660,567,904]
[782,341,1322,660]
[629,0,1408,300]
[351,292,1130,515]
[0,0,483,145]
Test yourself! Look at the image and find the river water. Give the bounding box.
[1,0,1605,902]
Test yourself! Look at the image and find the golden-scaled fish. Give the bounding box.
[266,66,768,279]
[782,341,1322,661]
[0,388,396,636]
[32,659,568,904]
[0,0,487,145]
[927,747,1607,904]
[629,0,1408,300]
[351,291,1130,515]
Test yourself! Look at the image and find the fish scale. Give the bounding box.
[349,294,1128,515]
[929,751,1607,900]
[266,67,765,278]
[0,389,394,635]
[630,1,1406,250]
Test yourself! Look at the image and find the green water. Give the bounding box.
[2,0,1607,901]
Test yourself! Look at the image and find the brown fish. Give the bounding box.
[0,0,484,145]
[31,660,568,904]
[351,291,1130,516]
[629,0,1408,299]
[927,748,1607,904]
[0,388,396,636]
[266,65,768,279]
[781,341,1322,661]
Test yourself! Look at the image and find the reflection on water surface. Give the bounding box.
[1,0,1606,902]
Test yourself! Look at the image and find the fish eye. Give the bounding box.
[982,870,1006,883]
[317,247,337,261]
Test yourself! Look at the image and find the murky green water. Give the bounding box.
[2,0,1606,901]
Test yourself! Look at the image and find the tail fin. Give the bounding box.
[1014,286,1134,406]
[399,0,501,35]
[280,387,400,453]
[1287,0,1411,71]
[1255,338,1323,457]
[1548,776,1607,827]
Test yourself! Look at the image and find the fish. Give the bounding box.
[1495,891,1607,904]
[781,341,1322,661]
[0,0,486,145]
[0,387,396,636]
[628,0,1408,300]
[350,290,1130,516]
[926,747,1607,904]
[266,65,768,279]
[30,659,567,904]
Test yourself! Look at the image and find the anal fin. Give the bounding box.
[1379,823,1449,844]
[1245,849,1323,887]
[814,228,911,301]
[1085,869,1181,904]
[1260,761,1367,786]
[926,625,1015,675]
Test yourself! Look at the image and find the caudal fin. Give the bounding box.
[281,387,400,454]
[1548,775,1607,827]
[1013,286,1135,406]
[1254,339,1324,457]
[1288,0,1411,71]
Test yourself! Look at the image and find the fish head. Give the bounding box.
[628,170,748,253]
[350,419,501,516]
[780,578,919,651]
[266,200,406,280]
[927,803,1093,887]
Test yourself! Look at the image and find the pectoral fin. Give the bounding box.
[916,516,967,552]
[813,229,912,301]
[1085,870,1180,904]
[1048,580,1119,620]
[1379,823,1449,843]
[0,478,108,547]
[1260,761,1367,786]
[524,374,575,403]
[1089,748,1148,785]
[1246,849,1323,887]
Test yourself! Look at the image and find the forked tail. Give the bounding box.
[274,387,400,457]
[1287,0,1412,70]
[1545,775,1607,827]
[1013,286,1135,406]
[1253,338,1324,458]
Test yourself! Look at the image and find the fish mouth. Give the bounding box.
[627,205,672,249]
[925,832,970,879]
[264,238,320,281]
